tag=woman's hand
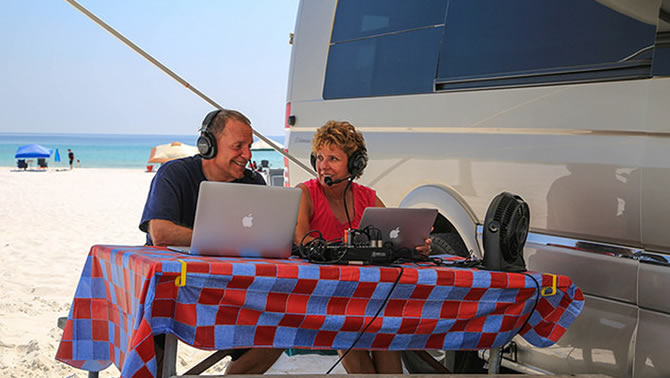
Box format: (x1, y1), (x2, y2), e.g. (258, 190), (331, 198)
(415, 237), (432, 256)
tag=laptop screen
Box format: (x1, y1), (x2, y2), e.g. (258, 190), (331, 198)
(358, 208), (437, 250)
(189, 181), (302, 258)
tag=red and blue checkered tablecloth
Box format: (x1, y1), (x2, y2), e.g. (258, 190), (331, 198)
(56, 245), (583, 377)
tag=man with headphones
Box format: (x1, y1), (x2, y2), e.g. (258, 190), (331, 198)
(139, 109), (266, 374)
(139, 108), (265, 246)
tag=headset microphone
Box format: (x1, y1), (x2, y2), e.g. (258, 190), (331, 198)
(324, 176), (351, 186)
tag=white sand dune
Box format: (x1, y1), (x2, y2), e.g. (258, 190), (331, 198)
(0, 167), (345, 377)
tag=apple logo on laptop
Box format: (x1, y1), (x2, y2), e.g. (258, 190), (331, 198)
(389, 227), (400, 239)
(242, 213), (254, 228)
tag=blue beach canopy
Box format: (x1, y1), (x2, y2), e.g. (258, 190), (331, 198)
(54, 148), (61, 162)
(14, 144), (53, 159)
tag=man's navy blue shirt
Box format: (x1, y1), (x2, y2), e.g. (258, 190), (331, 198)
(139, 155), (266, 245)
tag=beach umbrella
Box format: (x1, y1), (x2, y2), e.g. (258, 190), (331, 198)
(251, 139), (284, 151)
(54, 148), (61, 162)
(14, 144), (52, 158)
(148, 142), (199, 163)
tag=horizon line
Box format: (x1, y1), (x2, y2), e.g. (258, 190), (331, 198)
(0, 131), (286, 138)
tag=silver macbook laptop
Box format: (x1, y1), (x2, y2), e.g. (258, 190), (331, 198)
(169, 181), (301, 258)
(358, 208), (438, 249)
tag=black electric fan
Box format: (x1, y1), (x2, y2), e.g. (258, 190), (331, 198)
(482, 192), (529, 272)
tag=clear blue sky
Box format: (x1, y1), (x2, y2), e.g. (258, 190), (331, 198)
(0, 0), (299, 136)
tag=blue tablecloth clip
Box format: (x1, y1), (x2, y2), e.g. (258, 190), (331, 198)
(175, 259), (187, 287)
(541, 273), (557, 296)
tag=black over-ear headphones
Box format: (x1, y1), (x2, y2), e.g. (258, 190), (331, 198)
(347, 148), (368, 177)
(310, 147), (368, 178)
(197, 110), (220, 159)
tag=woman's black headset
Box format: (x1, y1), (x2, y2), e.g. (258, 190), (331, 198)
(310, 147), (368, 178)
(197, 110), (220, 159)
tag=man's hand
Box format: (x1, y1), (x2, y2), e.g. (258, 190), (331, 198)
(148, 219), (193, 246)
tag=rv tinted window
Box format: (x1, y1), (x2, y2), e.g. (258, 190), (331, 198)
(331, 0), (446, 42)
(437, 0), (656, 88)
(324, 27), (443, 98)
(653, 33), (670, 76)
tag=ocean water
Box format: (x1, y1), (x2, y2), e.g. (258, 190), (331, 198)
(0, 132), (285, 169)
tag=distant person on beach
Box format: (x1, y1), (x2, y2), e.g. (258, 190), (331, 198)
(76, 159), (81, 168)
(226, 121), (431, 375)
(67, 149), (74, 170)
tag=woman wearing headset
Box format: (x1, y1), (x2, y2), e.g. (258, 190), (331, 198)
(294, 120), (382, 244)
(294, 120), (430, 374)
(226, 121), (431, 375)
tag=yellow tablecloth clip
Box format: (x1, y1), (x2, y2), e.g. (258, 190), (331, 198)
(175, 259), (187, 287)
(541, 273), (557, 297)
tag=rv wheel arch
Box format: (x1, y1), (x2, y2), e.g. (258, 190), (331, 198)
(399, 184), (481, 259)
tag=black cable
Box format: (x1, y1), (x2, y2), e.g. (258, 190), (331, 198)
(325, 265), (404, 374)
(483, 272), (540, 369)
(300, 229), (323, 245)
(300, 230), (353, 264)
(342, 178), (354, 229)
(517, 273), (542, 337)
(426, 256), (482, 269)
(299, 225), (388, 265)
(298, 230), (324, 258)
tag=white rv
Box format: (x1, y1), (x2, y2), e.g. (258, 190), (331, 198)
(284, 0), (670, 376)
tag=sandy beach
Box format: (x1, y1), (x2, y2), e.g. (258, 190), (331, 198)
(0, 167), (345, 377)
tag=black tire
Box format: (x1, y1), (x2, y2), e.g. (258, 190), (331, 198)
(430, 232), (469, 258)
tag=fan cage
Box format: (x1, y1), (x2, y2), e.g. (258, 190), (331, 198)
(492, 196), (529, 260)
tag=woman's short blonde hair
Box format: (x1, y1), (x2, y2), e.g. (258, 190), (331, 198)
(312, 120), (367, 178)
